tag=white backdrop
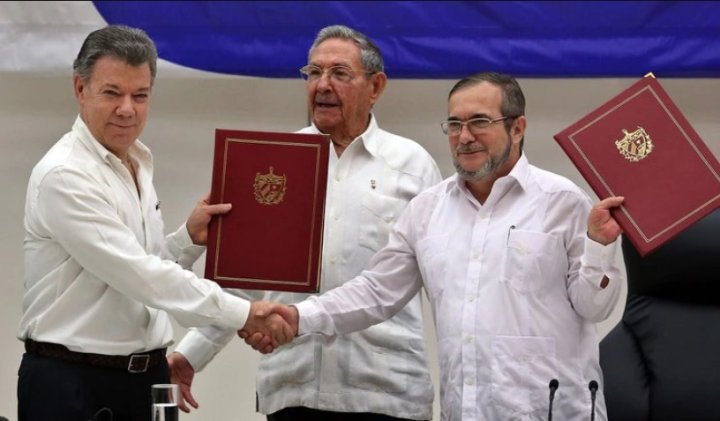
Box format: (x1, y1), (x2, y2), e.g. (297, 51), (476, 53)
(1, 70), (717, 421)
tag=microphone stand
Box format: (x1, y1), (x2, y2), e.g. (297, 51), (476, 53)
(589, 380), (598, 421)
(548, 379), (559, 421)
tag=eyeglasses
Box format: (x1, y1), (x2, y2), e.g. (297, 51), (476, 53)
(440, 116), (517, 136)
(299, 65), (374, 84)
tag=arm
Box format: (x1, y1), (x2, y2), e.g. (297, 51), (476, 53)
(35, 167), (248, 329)
(567, 196), (626, 322)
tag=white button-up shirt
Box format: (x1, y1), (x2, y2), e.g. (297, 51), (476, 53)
(296, 154), (624, 421)
(176, 115), (442, 419)
(19, 116), (250, 355)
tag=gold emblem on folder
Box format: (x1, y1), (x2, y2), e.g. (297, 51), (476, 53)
(615, 127), (654, 162)
(254, 167), (287, 205)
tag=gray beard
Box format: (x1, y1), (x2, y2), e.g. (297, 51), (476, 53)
(454, 140), (512, 182)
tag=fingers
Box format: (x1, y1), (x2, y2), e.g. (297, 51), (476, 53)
(167, 352), (198, 413)
(178, 385), (199, 413)
(587, 196), (625, 245)
(241, 301), (299, 353)
(204, 202), (232, 216)
(595, 195), (624, 210)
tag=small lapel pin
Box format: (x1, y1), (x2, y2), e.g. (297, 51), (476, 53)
(155, 201), (161, 210)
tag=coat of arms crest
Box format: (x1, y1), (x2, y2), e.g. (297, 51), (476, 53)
(253, 167), (286, 205)
(615, 127), (655, 162)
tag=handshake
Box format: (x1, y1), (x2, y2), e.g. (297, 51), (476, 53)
(237, 300), (300, 354)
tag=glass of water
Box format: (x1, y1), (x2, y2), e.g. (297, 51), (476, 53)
(151, 384), (179, 421)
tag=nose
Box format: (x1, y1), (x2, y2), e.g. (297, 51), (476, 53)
(115, 95), (135, 117)
(457, 123), (475, 143)
(315, 72), (333, 91)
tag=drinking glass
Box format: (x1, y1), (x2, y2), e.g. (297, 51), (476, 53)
(151, 384), (179, 421)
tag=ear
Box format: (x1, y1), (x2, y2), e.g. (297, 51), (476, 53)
(368, 71), (387, 105)
(511, 115), (527, 145)
(73, 74), (86, 103)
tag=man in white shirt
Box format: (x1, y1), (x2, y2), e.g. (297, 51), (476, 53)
(258, 72), (626, 420)
(17, 25), (289, 421)
(169, 25), (441, 421)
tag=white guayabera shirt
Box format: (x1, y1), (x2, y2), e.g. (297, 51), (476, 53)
(297, 154), (625, 421)
(176, 115), (442, 419)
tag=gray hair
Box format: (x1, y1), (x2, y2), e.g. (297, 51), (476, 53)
(73, 25), (158, 85)
(448, 72), (526, 148)
(308, 25), (384, 74)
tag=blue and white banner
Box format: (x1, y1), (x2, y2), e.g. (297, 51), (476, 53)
(2, 1), (719, 78)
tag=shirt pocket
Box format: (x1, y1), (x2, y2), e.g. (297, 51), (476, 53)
(256, 334), (316, 395)
(489, 335), (558, 415)
(358, 192), (407, 252)
(346, 323), (411, 393)
(503, 229), (565, 293)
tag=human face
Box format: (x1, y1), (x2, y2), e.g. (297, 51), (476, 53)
(447, 82), (524, 181)
(74, 55), (152, 160)
(305, 38), (386, 141)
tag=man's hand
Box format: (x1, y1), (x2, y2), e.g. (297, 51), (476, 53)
(587, 196), (624, 245)
(239, 301), (299, 353)
(167, 351), (199, 413)
(185, 192), (232, 245)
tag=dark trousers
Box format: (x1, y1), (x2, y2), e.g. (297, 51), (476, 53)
(18, 352), (170, 421)
(267, 406), (428, 421)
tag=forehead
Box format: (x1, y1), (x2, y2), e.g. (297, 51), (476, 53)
(309, 38), (362, 67)
(448, 82), (503, 117)
(89, 55), (152, 87)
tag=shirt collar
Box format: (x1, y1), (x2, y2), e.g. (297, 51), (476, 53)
(449, 152), (531, 196)
(309, 113), (379, 157)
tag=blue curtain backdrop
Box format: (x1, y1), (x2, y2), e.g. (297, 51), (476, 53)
(93, 1), (720, 78)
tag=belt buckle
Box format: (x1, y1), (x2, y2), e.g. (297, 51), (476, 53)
(128, 354), (150, 373)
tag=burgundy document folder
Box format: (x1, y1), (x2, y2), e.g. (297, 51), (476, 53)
(205, 129), (329, 292)
(554, 76), (720, 256)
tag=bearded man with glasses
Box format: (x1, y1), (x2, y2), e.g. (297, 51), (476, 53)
(169, 24), (441, 421)
(256, 72), (627, 420)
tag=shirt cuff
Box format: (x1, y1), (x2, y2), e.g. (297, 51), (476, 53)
(173, 328), (229, 371)
(294, 300), (321, 336)
(583, 236), (623, 287)
(166, 224), (206, 266)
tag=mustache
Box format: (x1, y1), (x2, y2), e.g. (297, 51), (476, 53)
(456, 144), (485, 154)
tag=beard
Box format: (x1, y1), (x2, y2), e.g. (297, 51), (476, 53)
(454, 137), (512, 182)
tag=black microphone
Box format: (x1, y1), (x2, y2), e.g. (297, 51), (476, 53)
(589, 380), (599, 421)
(548, 378), (559, 421)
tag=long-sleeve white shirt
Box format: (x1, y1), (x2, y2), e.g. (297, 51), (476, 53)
(296, 154), (625, 421)
(175, 115), (442, 419)
(18, 116), (250, 355)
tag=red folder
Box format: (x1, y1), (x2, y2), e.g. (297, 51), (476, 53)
(554, 76), (720, 256)
(205, 129), (329, 292)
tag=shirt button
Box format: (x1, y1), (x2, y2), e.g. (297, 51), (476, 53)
(464, 335), (472, 344)
(467, 295), (475, 303)
(465, 377), (475, 385)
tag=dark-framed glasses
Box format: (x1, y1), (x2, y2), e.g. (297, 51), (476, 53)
(440, 116), (517, 136)
(299, 64), (374, 83)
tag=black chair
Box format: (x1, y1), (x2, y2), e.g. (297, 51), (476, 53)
(600, 209), (720, 420)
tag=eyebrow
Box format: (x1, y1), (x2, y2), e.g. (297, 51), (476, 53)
(447, 112), (492, 121)
(101, 83), (151, 93)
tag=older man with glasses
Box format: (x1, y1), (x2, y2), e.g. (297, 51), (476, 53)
(259, 72), (627, 420)
(169, 24), (441, 421)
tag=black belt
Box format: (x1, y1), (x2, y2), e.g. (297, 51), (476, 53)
(24, 339), (166, 373)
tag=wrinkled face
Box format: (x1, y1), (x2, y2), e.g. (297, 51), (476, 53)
(447, 82), (523, 181)
(305, 38), (383, 139)
(74, 55), (152, 158)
